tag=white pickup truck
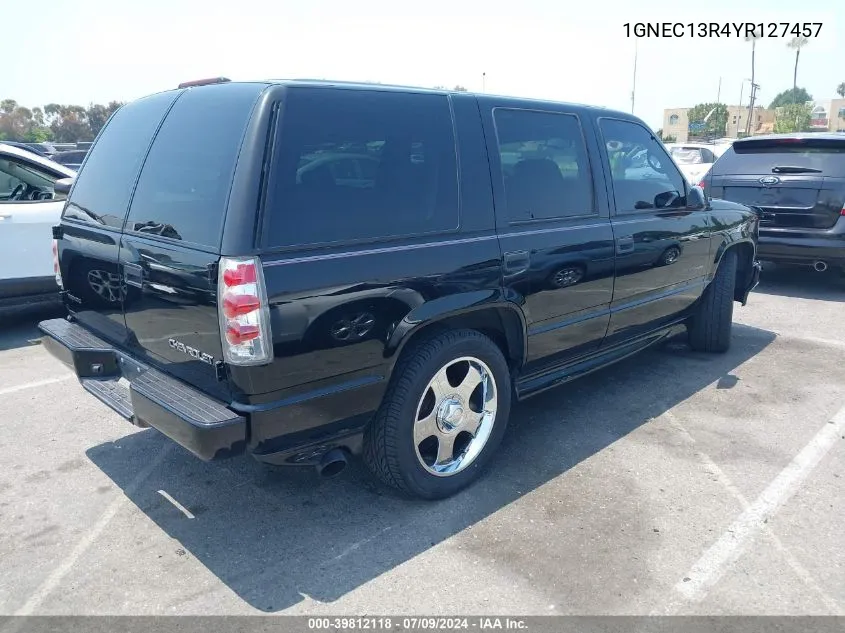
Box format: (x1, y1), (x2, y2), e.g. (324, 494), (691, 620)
(0, 143), (76, 311)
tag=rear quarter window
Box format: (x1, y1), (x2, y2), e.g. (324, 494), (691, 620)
(124, 83), (265, 248)
(264, 87), (459, 248)
(62, 91), (178, 229)
(713, 138), (845, 176)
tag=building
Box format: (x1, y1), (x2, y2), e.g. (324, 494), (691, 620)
(662, 106), (775, 141)
(807, 99), (845, 132)
(773, 99), (845, 133)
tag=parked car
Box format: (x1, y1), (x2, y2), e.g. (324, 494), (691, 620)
(52, 149), (88, 171)
(1, 141), (56, 158)
(703, 133), (845, 276)
(665, 142), (731, 185)
(0, 143), (75, 310)
(39, 80), (761, 499)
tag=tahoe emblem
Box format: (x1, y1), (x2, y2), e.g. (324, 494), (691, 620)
(168, 338), (215, 365)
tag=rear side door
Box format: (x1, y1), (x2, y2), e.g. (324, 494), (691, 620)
(480, 101), (615, 374)
(58, 92), (179, 343)
(707, 136), (845, 231)
(118, 83), (267, 401)
(596, 117), (711, 344)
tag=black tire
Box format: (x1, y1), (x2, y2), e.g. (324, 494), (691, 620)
(688, 249), (737, 353)
(363, 329), (512, 499)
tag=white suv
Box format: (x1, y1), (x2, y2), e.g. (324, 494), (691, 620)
(0, 143), (76, 310)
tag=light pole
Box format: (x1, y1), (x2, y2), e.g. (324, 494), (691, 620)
(744, 30), (762, 136)
(631, 38), (638, 114)
(482, 72), (486, 92)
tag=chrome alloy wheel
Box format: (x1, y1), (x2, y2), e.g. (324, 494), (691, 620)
(87, 269), (122, 303)
(413, 356), (498, 476)
(553, 266), (583, 288)
(330, 311), (376, 342)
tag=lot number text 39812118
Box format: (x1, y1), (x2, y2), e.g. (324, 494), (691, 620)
(624, 22), (822, 38)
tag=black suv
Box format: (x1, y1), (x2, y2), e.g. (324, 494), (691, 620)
(703, 133), (845, 275)
(39, 80), (761, 499)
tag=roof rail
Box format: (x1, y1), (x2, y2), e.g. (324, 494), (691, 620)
(178, 77), (231, 89)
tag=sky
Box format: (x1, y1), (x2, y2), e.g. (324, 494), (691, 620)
(4, 0), (841, 132)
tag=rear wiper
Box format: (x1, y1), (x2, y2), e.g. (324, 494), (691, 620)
(771, 166), (822, 174)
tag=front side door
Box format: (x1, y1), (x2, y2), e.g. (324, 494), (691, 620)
(0, 152), (65, 294)
(480, 101), (615, 375)
(596, 117), (711, 344)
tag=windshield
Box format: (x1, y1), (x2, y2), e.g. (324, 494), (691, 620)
(669, 147), (704, 165)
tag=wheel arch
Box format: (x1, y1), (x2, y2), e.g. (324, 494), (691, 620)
(709, 237), (757, 304)
(384, 295), (527, 376)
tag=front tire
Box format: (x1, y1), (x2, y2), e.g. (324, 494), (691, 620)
(688, 249), (737, 353)
(363, 329), (511, 499)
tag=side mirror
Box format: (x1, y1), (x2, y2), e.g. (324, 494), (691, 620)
(686, 185), (707, 211)
(54, 177), (74, 196)
(53, 178), (74, 196)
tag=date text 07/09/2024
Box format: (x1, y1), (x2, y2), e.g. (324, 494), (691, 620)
(624, 22), (822, 38)
(307, 617), (528, 630)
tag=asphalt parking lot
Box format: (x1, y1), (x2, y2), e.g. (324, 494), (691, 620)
(0, 266), (843, 616)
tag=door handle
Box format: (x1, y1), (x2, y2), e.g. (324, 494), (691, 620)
(503, 250), (530, 274)
(122, 262), (144, 288)
(615, 235), (634, 254)
(0, 213), (11, 220)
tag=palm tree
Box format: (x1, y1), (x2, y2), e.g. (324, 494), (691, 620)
(837, 82), (845, 98)
(744, 30), (763, 135)
(787, 37), (809, 104)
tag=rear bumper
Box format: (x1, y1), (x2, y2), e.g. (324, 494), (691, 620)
(38, 318), (246, 461)
(757, 218), (845, 267)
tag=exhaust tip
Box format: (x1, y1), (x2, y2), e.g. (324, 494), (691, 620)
(813, 261), (828, 272)
(317, 448), (348, 478)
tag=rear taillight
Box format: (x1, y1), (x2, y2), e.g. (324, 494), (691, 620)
(52, 239), (63, 289)
(841, 205), (845, 216)
(218, 256), (272, 365)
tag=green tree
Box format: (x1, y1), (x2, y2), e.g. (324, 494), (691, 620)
(686, 103), (728, 138)
(769, 87), (812, 109)
(656, 128), (676, 142)
(774, 102), (813, 133)
(45, 103), (93, 143)
(837, 82), (845, 98)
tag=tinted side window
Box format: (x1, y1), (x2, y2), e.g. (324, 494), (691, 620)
(494, 109), (594, 222)
(63, 91), (177, 228)
(600, 119), (686, 213)
(124, 83), (264, 248)
(266, 88), (459, 247)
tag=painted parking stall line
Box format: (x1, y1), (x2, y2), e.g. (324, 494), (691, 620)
(674, 402), (845, 603)
(0, 375), (72, 397)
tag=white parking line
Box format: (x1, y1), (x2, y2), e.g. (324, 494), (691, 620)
(673, 402), (845, 604)
(661, 410), (843, 615)
(158, 490), (195, 519)
(0, 375), (72, 397)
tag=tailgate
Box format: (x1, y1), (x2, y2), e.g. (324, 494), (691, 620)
(709, 136), (845, 230)
(117, 83), (266, 401)
(714, 174), (843, 229)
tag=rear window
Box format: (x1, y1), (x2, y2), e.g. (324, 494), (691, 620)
(124, 83), (264, 248)
(63, 91), (178, 229)
(713, 137), (845, 176)
(264, 88), (459, 248)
